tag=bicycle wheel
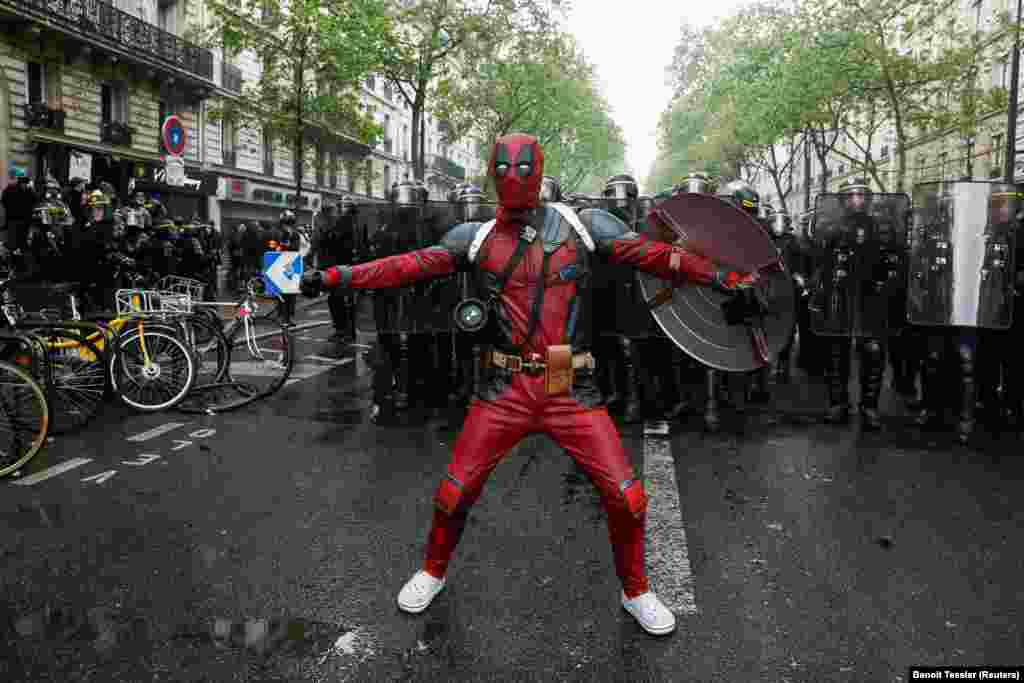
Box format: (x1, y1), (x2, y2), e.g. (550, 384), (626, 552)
(111, 327), (196, 411)
(0, 360), (50, 477)
(44, 333), (107, 434)
(181, 313), (230, 387)
(178, 317), (292, 414)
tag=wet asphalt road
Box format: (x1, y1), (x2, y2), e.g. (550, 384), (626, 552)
(2, 315), (1023, 682)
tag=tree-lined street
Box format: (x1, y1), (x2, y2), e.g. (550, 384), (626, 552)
(3, 317), (1022, 681)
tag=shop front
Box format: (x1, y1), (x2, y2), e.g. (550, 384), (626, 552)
(216, 175), (321, 240)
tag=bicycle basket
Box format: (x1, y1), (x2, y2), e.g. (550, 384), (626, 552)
(115, 289), (193, 316)
(155, 275), (206, 300)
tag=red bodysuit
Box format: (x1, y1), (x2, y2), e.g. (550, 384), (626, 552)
(321, 201), (725, 598)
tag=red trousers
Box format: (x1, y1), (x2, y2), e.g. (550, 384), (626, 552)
(424, 373), (650, 598)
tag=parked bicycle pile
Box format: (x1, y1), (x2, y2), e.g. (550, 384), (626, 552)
(0, 272), (294, 478)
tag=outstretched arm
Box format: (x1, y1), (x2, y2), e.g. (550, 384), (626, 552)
(580, 209), (753, 289)
(318, 222), (480, 291)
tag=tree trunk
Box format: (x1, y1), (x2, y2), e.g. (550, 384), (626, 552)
(294, 52), (306, 215)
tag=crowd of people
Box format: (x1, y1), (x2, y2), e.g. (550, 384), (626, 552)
(0, 173), (315, 312)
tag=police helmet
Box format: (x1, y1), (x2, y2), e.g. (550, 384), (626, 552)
(676, 172), (714, 195)
(395, 180), (421, 206)
(604, 174), (638, 212)
(769, 209), (792, 237)
(718, 179), (760, 216)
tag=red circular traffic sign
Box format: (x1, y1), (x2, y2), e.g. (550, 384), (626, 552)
(161, 115), (187, 156)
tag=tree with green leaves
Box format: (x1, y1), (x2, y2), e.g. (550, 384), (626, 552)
(433, 26), (626, 195)
(375, 0), (562, 184)
(204, 0), (392, 210)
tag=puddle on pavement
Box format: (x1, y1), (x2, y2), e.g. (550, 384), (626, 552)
(9, 499), (65, 529)
(10, 604), (372, 668)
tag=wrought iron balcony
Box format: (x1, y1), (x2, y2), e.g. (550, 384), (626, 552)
(101, 120), (133, 146)
(24, 103), (65, 132)
(222, 62), (243, 93)
(6, 0), (214, 82)
(428, 153), (465, 181)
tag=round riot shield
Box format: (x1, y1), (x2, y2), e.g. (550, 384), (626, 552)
(636, 193), (796, 372)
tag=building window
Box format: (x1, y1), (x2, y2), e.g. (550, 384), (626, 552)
(992, 57), (1008, 90)
(315, 145), (325, 186)
(27, 61), (60, 107)
(383, 164), (391, 193)
(222, 119), (237, 167)
(992, 134), (1004, 172)
(382, 82), (392, 101)
(364, 159), (372, 195)
(101, 83), (128, 124)
(329, 152), (338, 188)
(158, 0), (177, 33)
(938, 152), (948, 179)
(263, 127), (274, 176)
(366, 75), (375, 91)
(347, 164), (356, 191)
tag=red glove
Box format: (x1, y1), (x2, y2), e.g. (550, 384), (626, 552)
(712, 269), (758, 292)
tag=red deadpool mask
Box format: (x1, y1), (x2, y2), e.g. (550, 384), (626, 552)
(490, 133), (544, 209)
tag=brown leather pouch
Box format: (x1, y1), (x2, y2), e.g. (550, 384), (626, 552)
(545, 345), (573, 396)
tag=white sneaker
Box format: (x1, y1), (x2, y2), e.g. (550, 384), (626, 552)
(622, 591), (676, 635)
(397, 571), (446, 614)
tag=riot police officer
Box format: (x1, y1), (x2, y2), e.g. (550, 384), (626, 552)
(769, 208), (807, 383)
(811, 178), (906, 431)
(715, 180), (770, 415)
(598, 173), (653, 422)
(452, 184), (493, 406)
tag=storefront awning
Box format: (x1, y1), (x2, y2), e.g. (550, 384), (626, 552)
(29, 131), (165, 164)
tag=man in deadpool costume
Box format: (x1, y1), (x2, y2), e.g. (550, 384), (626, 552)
(301, 133), (756, 636)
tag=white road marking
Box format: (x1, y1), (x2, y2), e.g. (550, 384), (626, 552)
(305, 354), (351, 365)
(310, 309), (331, 316)
(81, 470), (117, 484)
(643, 423), (699, 615)
(126, 422), (187, 442)
(12, 457), (93, 486)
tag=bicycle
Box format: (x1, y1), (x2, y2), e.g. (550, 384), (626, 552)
(0, 332), (51, 477)
(3, 276), (197, 414)
(177, 277), (294, 414)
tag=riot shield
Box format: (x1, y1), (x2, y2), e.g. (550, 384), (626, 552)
(809, 192), (910, 337)
(636, 193), (796, 372)
(350, 201), (467, 335)
(906, 181), (1018, 329)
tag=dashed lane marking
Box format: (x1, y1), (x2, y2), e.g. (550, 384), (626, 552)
(643, 421), (699, 615)
(284, 357), (354, 386)
(126, 423), (188, 442)
(305, 354), (351, 365)
(12, 457), (94, 486)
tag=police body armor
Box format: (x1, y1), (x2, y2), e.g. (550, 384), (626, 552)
(809, 192), (910, 337)
(907, 181), (1018, 329)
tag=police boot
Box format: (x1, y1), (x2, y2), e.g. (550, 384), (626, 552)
(620, 338), (643, 424)
(600, 337), (623, 409)
(704, 368), (721, 432)
(915, 350), (943, 428)
(774, 353), (791, 384)
(859, 339), (884, 431)
(664, 351), (690, 420)
(747, 368), (771, 404)
(823, 340), (851, 424)
(957, 343), (976, 444)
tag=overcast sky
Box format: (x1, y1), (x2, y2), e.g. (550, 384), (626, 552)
(564, 1), (750, 192)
